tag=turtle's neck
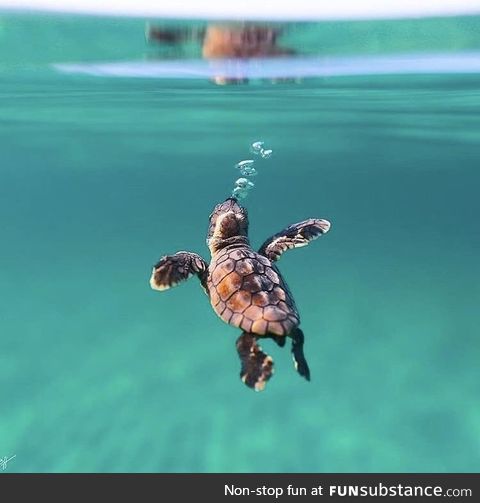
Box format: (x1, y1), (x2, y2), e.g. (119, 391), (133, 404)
(208, 235), (250, 255)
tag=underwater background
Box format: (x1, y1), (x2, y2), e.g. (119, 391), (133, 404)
(0, 14), (479, 472)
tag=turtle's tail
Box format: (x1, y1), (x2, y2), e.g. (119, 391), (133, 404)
(291, 328), (310, 381)
(236, 332), (273, 392)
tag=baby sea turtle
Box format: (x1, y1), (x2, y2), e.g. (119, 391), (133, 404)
(150, 198), (331, 391)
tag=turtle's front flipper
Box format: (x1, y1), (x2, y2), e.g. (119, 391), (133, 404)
(236, 332), (274, 391)
(150, 251), (208, 291)
(259, 218), (331, 262)
(291, 328), (310, 381)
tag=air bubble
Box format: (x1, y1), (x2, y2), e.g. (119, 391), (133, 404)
(260, 149), (273, 159)
(250, 141), (264, 155)
(235, 160), (257, 177)
(236, 160), (254, 169)
(235, 178), (254, 190)
(232, 186), (248, 199)
(242, 166), (257, 176)
(238, 166), (257, 176)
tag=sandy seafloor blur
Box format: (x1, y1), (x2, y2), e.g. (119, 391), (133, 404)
(0, 14), (479, 472)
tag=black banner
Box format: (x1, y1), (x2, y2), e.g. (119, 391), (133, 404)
(0, 474), (478, 501)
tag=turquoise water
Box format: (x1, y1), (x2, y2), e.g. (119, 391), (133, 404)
(1, 14), (480, 473)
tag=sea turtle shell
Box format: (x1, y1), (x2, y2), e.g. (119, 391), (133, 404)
(207, 246), (300, 336)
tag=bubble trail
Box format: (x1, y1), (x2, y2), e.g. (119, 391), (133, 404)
(230, 141), (272, 201)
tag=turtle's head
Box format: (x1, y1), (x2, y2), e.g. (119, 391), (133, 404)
(207, 197), (249, 254)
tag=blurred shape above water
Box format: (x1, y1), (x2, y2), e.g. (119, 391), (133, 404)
(201, 24), (293, 59)
(50, 18), (478, 83)
(147, 22), (295, 84)
(3, 14), (480, 74)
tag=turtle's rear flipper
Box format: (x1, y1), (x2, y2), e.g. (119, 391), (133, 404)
(236, 332), (273, 392)
(291, 328), (310, 381)
(269, 334), (286, 347)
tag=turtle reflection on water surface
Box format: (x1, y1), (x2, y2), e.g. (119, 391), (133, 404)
(150, 197), (331, 391)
